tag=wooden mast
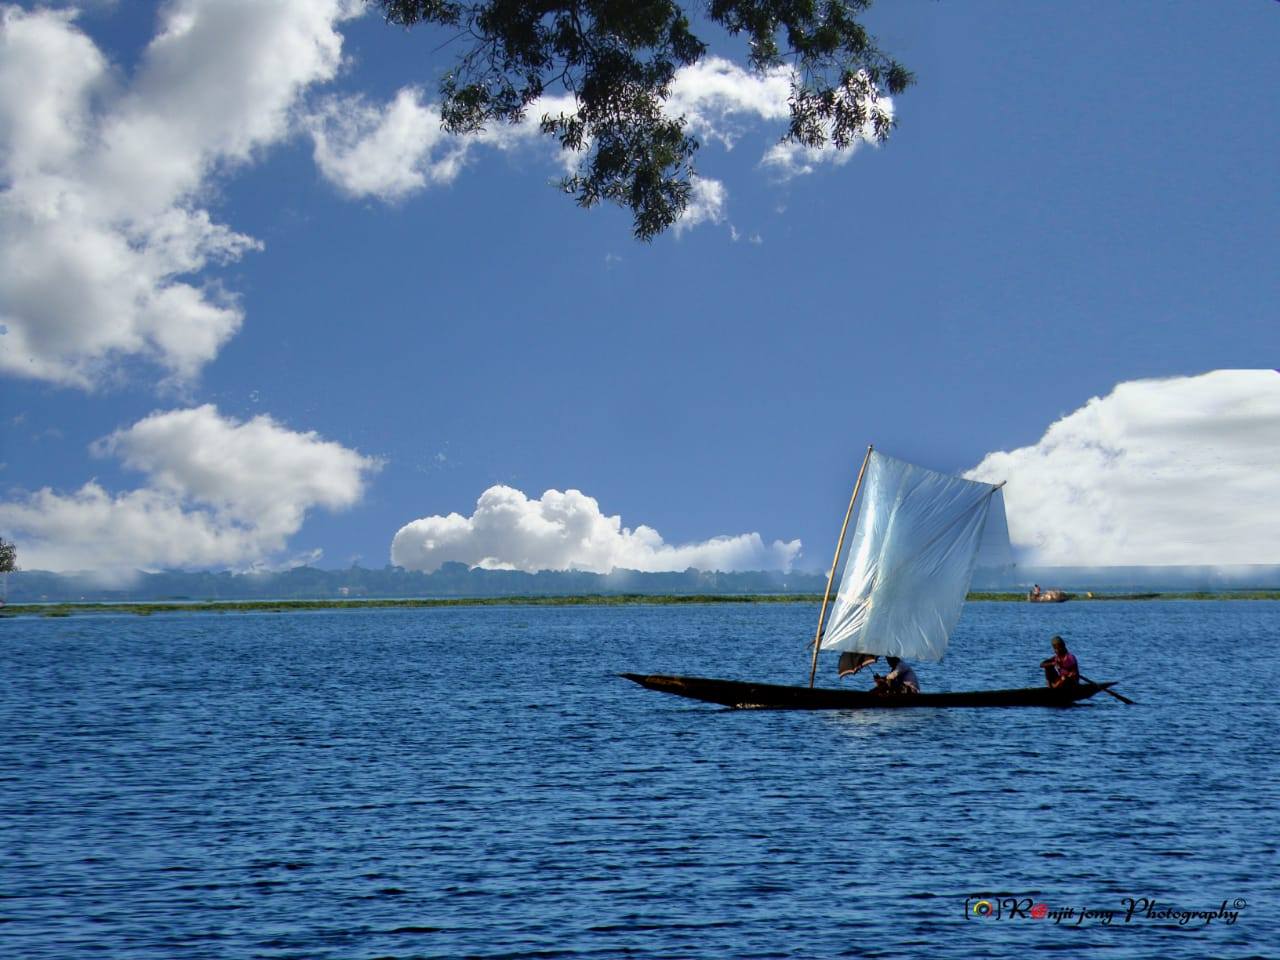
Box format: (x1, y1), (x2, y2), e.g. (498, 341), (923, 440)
(808, 444), (873, 688)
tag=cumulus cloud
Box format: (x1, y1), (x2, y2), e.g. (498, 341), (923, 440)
(966, 370), (1280, 565)
(672, 59), (893, 178)
(0, 1), (358, 388)
(665, 57), (791, 147)
(674, 177), (727, 235)
(306, 55), (891, 219)
(761, 140), (856, 179)
(309, 87), (468, 201)
(307, 87), (578, 201)
(0, 405), (380, 571)
(391, 485), (801, 574)
(0, 5), (898, 390)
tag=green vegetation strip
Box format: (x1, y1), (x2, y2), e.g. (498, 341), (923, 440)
(3, 594), (821, 617)
(4, 591), (1280, 617)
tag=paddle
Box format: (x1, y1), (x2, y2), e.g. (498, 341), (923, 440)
(1081, 675), (1135, 705)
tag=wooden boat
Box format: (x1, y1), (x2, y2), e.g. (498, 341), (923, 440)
(1028, 589), (1071, 603)
(622, 673), (1115, 710)
(624, 445), (1124, 710)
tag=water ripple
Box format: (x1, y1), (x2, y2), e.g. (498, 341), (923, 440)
(1, 601), (1276, 958)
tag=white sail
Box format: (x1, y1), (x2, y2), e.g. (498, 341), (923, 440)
(976, 487), (1013, 571)
(820, 451), (1002, 662)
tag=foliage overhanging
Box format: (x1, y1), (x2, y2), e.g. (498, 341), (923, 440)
(378, 0), (912, 239)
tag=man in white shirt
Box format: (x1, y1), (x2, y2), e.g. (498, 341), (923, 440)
(875, 656), (920, 694)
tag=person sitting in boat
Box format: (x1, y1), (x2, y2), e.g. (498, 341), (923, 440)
(874, 656), (920, 695)
(1030, 584), (1042, 600)
(1040, 635), (1079, 688)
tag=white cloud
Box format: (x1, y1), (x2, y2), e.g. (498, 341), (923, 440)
(309, 87), (467, 200)
(669, 59), (894, 178)
(760, 70), (894, 180)
(305, 54), (889, 218)
(0, 1), (358, 389)
(391, 484), (801, 574)
(674, 177), (727, 235)
(760, 140), (854, 179)
(665, 56), (790, 147)
(0, 6), (899, 391)
(308, 86), (578, 201)
(0, 405), (381, 571)
(966, 370), (1280, 565)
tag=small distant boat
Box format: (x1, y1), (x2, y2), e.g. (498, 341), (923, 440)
(624, 445), (1120, 711)
(1028, 588), (1071, 603)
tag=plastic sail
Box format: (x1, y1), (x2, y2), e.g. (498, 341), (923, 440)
(820, 451), (1002, 662)
(976, 487), (1013, 572)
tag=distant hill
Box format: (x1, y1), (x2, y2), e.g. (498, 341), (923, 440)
(4, 564), (829, 603)
(6, 562), (1278, 603)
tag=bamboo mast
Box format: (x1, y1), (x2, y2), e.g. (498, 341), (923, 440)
(808, 444), (874, 688)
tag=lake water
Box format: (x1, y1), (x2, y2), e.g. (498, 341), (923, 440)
(1, 601), (1276, 959)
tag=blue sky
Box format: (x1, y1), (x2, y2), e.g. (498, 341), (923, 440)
(1, 1), (1277, 574)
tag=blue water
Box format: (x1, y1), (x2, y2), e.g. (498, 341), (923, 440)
(2, 601), (1276, 959)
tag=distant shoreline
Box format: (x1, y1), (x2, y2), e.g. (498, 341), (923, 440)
(4, 591), (1280, 617)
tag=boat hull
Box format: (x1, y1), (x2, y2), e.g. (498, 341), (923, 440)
(620, 673), (1115, 710)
